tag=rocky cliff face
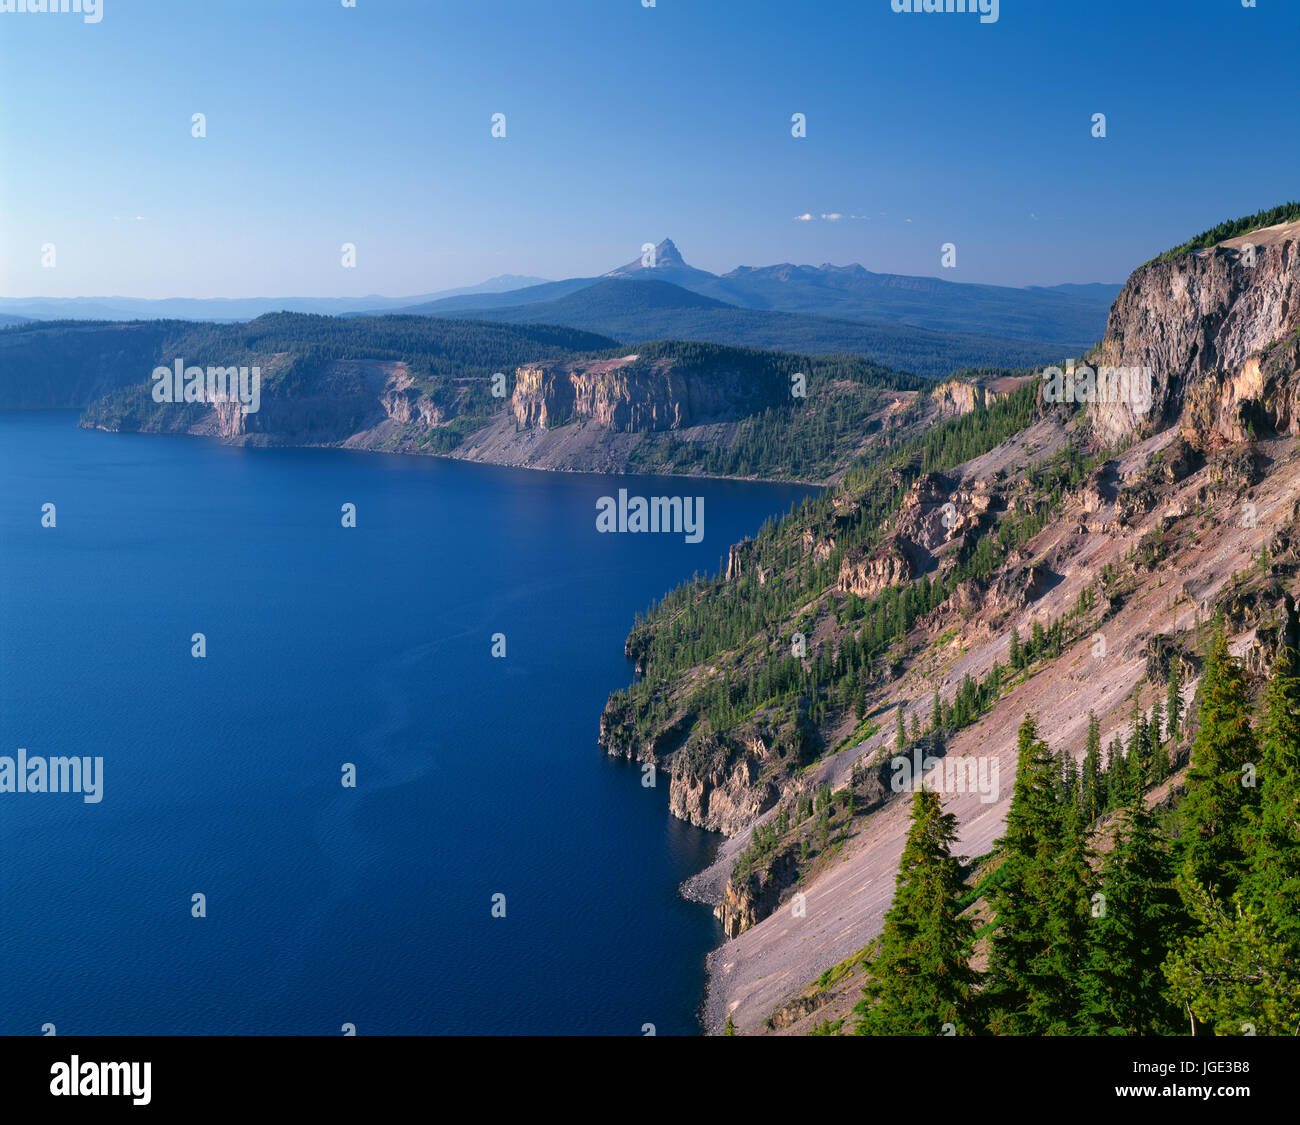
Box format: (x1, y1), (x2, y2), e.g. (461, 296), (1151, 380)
(512, 355), (685, 431)
(837, 542), (913, 599)
(511, 353), (788, 433)
(832, 472), (993, 600)
(1088, 222), (1300, 447)
(599, 696), (817, 836)
(200, 359), (411, 444)
(669, 731), (782, 837)
(932, 378), (1006, 418)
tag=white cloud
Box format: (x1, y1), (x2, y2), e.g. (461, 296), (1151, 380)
(796, 211), (869, 222)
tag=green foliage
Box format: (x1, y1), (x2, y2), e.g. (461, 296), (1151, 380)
(1177, 625), (1259, 901)
(1080, 711), (1104, 822)
(1154, 201), (1300, 262)
(607, 380), (1042, 764)
(984, 715), (1078, 1034)
(1241, 634), (1300, 955)
(624, 343), (925, 481)
(856, 789), (979, 1035)
(1079, 793), (1188, 1035)
(1163, 880), (1300, 1036)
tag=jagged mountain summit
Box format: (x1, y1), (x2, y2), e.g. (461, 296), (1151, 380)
(602, 237), (712, 281)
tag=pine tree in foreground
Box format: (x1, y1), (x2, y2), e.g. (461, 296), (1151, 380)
(984, 714), (1067, 1034)
(1079, 791), (1187, 1035)
(1242, 631), (1300, 956)
(1163, 879), (1300, 1036)
(1030, 778), (1093, 1035)
(856, 788), (979, 1035)
(1178, 625), (1259, 902)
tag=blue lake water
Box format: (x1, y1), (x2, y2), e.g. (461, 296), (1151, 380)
(0, 412), (813, 1035)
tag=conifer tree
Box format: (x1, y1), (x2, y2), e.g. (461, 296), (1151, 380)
(1108, 735), (1136, 809)
(1129, 690), (1153, 789)
(896, 704), (907, 753)
(932, 685), (942, 733)
(1031, 620), (1046, 660)
(1179, 626), (1259, 902)
(857, 788), (979, 1035)
(1033, 789), (1094, 1033)
(1166, 662), (1183, 743)
(1059, 748), (1081, 810)
(1163, 880), (1300, 1036)
(1242, 635), (1300, 954)
(984, 714), (1068, 1034)
(1080, 791), (1186, 1034)
(1009, 626), (1021, 670)
(1150, 697), (1168, 782)
(1081, 711), (1104, 822)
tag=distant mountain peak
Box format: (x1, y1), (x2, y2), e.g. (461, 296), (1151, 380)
(652, 238), (686, 267)
(604, 238), (704, 277)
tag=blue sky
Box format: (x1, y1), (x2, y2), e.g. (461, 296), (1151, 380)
(1, 0), (1296, 297)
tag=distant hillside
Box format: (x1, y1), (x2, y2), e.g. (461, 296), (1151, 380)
(424, 273), (552, 299)
(0, 313), (30, 327)
(452, 339), (932, 482)
(0, 321), (176, 408)
(394, 238), (1118, 357)
(702, 262), (1115, 344)
(395, 277), (600, 316)
(6, 239), (1118, 353)
(37, 311), (936, 483)
(1, 314), (617, 415)
(515, 278), (732, 315)
(436, 277), (1076, 378)
(0, 275), (552, 323)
